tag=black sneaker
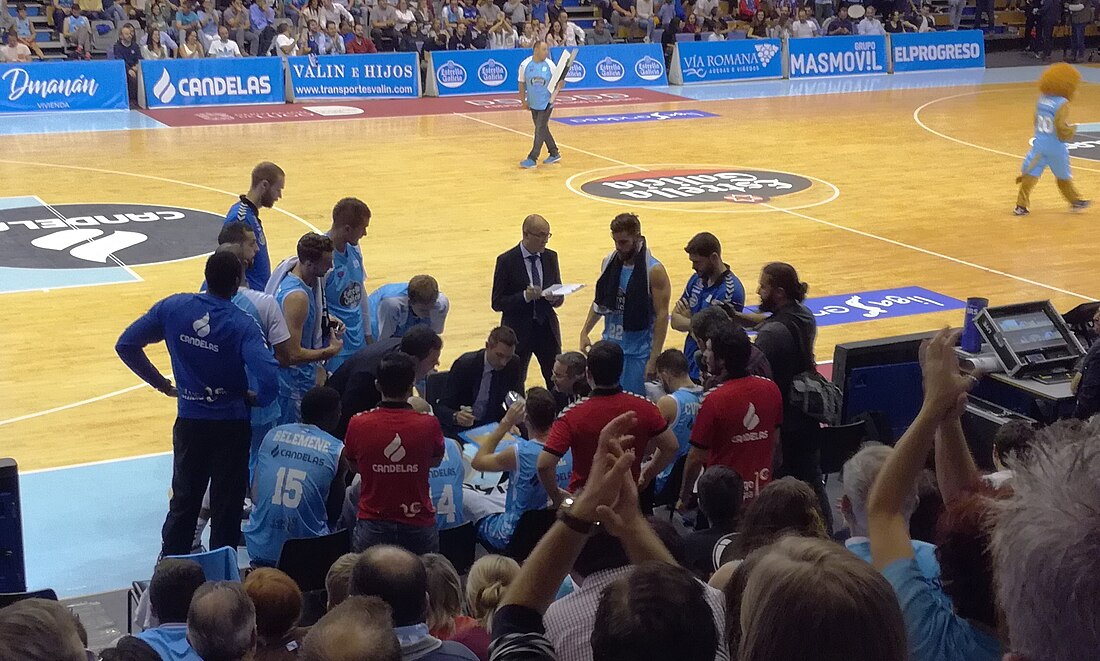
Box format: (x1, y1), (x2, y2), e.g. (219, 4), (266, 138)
(1071, 200), (1090, 212)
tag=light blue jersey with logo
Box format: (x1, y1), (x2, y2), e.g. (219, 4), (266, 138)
(520, 56), (555, 111)
(680, 271), (745, 380)
(275, 273), (317, 423)
(655, 385), (704, 493)
(429, 438), (466, 530)
(479, 440), (572, 550)
(243, 423), (343, 566)
(325, 241), (366, 373)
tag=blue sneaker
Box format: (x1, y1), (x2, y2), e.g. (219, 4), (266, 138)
(544, 154), (562, 165)
(520, 159), (537, 169)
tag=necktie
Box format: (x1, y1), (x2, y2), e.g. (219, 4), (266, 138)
(528, 254), (542, 321)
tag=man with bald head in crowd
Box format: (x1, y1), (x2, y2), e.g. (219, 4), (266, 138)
(492, 214), (565, 388)
(302, 596), (402, 661)
(187, 582), (257, 661)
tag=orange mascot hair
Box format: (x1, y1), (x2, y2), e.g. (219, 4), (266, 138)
(1038, 63), (1081, 100)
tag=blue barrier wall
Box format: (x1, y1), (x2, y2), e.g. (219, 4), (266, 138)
(788, 34), (888, 79)
(141, 57), (285, 108)
(285, 52), (420, 100)
(670, 39), (782, 85)
(0, 60), (128, 113)
(890, 30), (986, 72)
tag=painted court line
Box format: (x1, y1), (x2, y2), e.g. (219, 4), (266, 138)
(458, 113), (1094, 303)
(0, 376), (170, 427)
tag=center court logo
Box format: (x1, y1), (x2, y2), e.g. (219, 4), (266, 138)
(579, 168), (814, 204)
(0, 201), (225, 271)
(477, 59), (507, 87)
(634, 55), (664, 82)
(436, 61), (467, 89)
(595, 57), (625, 82)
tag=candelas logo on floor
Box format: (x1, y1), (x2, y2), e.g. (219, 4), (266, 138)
(580, 168), (813, 204)
(0, 202), (224, 270)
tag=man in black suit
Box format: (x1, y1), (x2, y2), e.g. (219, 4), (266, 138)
(436, 326), (523, 437)
(491, 214), (565, 389)
(327, 325), (443, 438)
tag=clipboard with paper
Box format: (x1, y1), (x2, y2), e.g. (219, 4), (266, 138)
(549, 48), (577, 104)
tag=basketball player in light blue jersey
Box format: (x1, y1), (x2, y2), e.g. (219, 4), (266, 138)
(581, 213), (671, 396)
(467, 388), (572, 551)
(518, 39), (564, 169)
(244, 386), (347, 567)
(275, 233), (343, 424)
(429, 437), (466, 531)
(324, 198), (373, 373)
(368, 275), (450, 341)
(652, 349), (703, 503)
(1015, 63), (1089, 216)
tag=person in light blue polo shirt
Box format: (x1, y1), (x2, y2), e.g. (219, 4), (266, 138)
(225, 162), (285, 291)
(325, 197), (372, 373)
(136, 558), (206, 661)
(518, 40), (563, 169)
(429, 437), (466, 531)
(368, 275), (450, 341)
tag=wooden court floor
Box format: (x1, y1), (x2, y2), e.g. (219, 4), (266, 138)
(2, 80), (1098, 471)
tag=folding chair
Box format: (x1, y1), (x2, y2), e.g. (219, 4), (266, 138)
(818, 419), (875, 481)
(0, 588), (58, 609)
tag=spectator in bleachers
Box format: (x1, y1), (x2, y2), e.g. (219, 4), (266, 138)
(62, 4), (92, 58)
(0, 28), (31, 61)
(973, 0), (994, 30)
(284, 0), (308, 27)
(746, 10), (766, 36)
(325, 553), (360, 611)
(51, 0), (74, 36)
(477, 0), (501, 22)
(517, 18), (535, 45)
(857, 4), (885, 34)
(448, 21), (471, 46)
(423, 554), (480, 642)
(884, 9), (916, 32)
(790, 6), (820, 35)
(993, 421), (1100, 659)
(112, 24), (141, 100)
(371, 0), (400, 48)
(250, 0), (276, 55)
(468, 388), (573, 550)
(187, 582), (258, 661)
(490, 16), (518, 47)
(174, 0), (200, 37)
(304, 19), (325, 53)
(273, 21), (300, 54)
(223, 0), (257, 54)
(350, 546), (480, 661)
(682, 8), (702, 32)
(1067, 0), (1092, 62)
(470, 16), (490, 47)
(136, 558), (206, 661)
(812, 0), (833, 21)
(370, 275), (450, 341)
(867, 329), (1003, 661)
(682, 465), (743, 578)
(14, 5), (46, 59)
(914, 3), (935, 31)
(739, 537), (907, 661)
(826, 3), (852, 33)
(839, 444), (943, 585)
(545, 19), (564, 45)
(588, 16), (612, 43)
(610, 0), (639, 35)
(99, 636), (163, 661)
(436, 326), (523, 434)
(349, 22), (379, 51)
(301, 596), (402, 661)
(320, 0), (353, 30)
(558, 9), (585, 44)
(539, 341), (678, 504)
(142, 22), (169, 57)
(196, 0), (217, 46)
(442, 0), (463, 25)
(394, 0), (416, 30)
(0, 599), (88, 661)
(300, 0), (322, 27)
(503, 0), (527, 25)
(345, 352), (445, 554)
(946, 0), (963, 29)
(178, 27), (205, 56)
(551, 351), (590, 410)
(462, 0), (479, 22)
(678, 326), (782, 516)
(321, 20), (346, 52)
(244, 386), (347, 567)
(547, 0), (564, 23)
(983, 419), (1034, 487)
(656, 0), (677, 26)
(208, 25), (242, 55)
(243, 568), (307, 660)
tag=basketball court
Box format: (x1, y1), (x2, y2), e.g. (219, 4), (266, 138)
(1, 64), (1098, 596)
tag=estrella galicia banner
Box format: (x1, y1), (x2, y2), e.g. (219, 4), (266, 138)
(890, 30), (985, 73)
(426, 43), (666, 96)
(0, 60), (128, 113)
(285, 53), (419, 101)
(669, 39), (782, 85)
(788, 34), (887, 79)
(140, 57), (285, 108)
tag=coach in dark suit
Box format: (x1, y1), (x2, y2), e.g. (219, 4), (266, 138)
(491, 214), (565, 389)
(436, 326), (523, 437)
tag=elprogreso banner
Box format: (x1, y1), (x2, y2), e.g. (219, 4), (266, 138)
(0, 60), (128, 113)
(286, 53), (419, 100)
(141, 57), (284, 108)
(669, 38), (782, 85)
(890, 30), (985, 72)
(788, 34), (887, 79)
(427, 43), (666, 96)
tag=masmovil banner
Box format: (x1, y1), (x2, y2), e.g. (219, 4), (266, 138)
(788, 34), (887, 79)
(0, 60), (128, 113)
(140, 57), (285, 108)
(285, 52), (419, 100)
(426, 43), (665, 96)
(669, 38), (782, 85)
(890, 30), (985, 73)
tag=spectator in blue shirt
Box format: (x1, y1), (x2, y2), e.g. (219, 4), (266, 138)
(249, 0), (276, 54)
(116, 251), (279, 556)
(174, 0), (201, 38)
(136, 559), (206, 661)
(531, 0), (549, 22)
(225, 161), (285, 291)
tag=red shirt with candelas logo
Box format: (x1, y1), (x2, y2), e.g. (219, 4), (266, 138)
(345, 402), (445, 527)
(690, 376), (783, 502)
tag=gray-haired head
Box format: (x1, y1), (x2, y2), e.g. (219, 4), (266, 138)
(187, 581), (257, 661)
(992, 429), (1100, 659)
(840, 443), (918, 537)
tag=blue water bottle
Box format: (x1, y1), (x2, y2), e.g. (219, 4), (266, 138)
(960, 297), (988, 353)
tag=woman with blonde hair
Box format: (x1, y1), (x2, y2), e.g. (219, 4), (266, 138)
(465, 555), (520, 632)
(422, 554), (478, 640)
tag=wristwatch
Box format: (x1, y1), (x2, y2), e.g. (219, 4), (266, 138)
(557, 497), (597, 535)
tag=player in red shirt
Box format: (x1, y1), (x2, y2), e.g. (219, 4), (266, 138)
(344, 352), (445, 554)
(678, 325), (783, 511)
(538, 340), (679, 505)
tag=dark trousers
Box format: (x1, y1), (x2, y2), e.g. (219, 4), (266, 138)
(1024, 12), (1040, 50)
(161, 418), (251, 556)
(353, 519), (439, 555)
(973, 0), (995, 29)
(1070, 22), (1085, 59)
(255, 25), (276, 56)
(371, 26), (399, 50)
(528, 107), (559, 161)
(1040, 20), (1056, 58)
(518, 319), (561, 390)
(777, 410), (834, 534)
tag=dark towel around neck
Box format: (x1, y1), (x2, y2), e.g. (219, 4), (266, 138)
(594, 239), (652, 332)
